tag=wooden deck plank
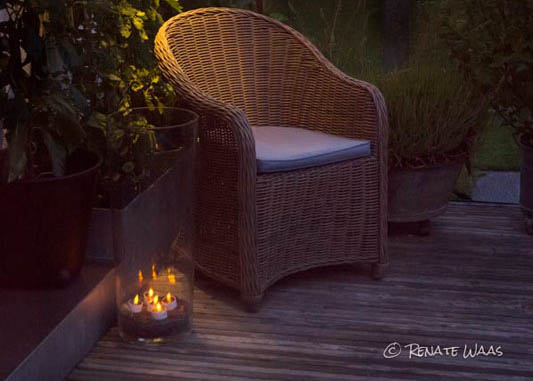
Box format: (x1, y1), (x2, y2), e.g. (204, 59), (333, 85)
(70, 202), (533, 380)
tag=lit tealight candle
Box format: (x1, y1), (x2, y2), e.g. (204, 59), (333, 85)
(128, 294), (142, 313)
(168, 273), (176, 284)
(144, 287), (157, 304)
(151, 302), (167, 320)
(162, 292), (177, 311)
(148, 295), (160, 312)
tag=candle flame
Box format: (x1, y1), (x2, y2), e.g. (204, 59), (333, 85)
(152, 264), (157, 279)
(133, 294), (139, 305)
(166, 292), (172, 302)
(148, 288), (154, 298)
(168, 274), (176, 284)
(153, 295), (159, 304)
(138, 270), (143, 283)
(156, 302), (162, 312)
(167, 267), (171, 274)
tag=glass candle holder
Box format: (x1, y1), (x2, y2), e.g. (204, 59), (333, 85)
(116, 248), (194, 343)
(109, 107), (197, 343)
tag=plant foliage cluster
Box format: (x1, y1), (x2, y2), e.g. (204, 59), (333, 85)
(0, 0), (181, 183)
(440, 0), (533, 145)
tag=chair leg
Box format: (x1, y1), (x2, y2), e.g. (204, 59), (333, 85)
(371, 262), (389, 280)
(526, 217), (533, 235)
(241, 292), (264, 313)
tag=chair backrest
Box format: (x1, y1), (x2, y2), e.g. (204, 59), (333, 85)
(158, 8), (324, 126)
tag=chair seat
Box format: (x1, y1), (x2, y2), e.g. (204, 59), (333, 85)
(252, 126), (371, 173)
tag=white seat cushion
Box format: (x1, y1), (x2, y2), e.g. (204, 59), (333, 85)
(252, 126), (371, 173)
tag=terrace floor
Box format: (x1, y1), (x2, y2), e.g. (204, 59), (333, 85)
(70, 202), (533, 381)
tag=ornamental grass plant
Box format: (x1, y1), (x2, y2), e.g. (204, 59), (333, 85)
(367, 64), (488, 169)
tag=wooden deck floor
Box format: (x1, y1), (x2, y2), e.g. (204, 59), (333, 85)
(70, 202), (533, 381)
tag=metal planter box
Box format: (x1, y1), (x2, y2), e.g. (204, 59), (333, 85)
(86, 151), (194, 262)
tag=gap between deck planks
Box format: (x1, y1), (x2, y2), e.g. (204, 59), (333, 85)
(70, 202), (533, 381)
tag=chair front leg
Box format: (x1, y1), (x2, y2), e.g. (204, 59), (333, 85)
(240, 292), (264, 313)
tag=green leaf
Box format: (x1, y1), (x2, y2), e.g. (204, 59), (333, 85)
(40, 94), (85, 151)
(7, 121), (29, 182)
(42, 130), (66, 177)
(58, 39), (81, 69)
(86, 112), (107, 132)
(132, 17), (144, 31)
(120, 23), (132, 38)
(138, 29), (148, 41)
(131, 82), (144, 92)
(108, 74), (121, 81)
(163, 0), (182, 12)
(70, 87), (90, 116)
(146, 8), (157, 21)
(114, 129), (125, 139)
(120, 6), (137, 17)
(45, 43), (66, 75)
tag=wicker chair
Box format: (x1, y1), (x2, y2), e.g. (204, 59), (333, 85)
(155, 8), (388, 312)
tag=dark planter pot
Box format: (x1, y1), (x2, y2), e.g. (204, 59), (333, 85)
(519, 140), (533, 234)
(388, 161), (463, 234)
(86, 158), (193, 263)
(86, 107), (199, 261)
(0, 149), (101, 288)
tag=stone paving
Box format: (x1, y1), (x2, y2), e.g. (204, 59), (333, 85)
(472, 171), (521, 204)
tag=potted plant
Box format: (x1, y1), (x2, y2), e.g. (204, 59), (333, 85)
(369, 64), (487, 235)
(441, 0), (533, 234)
(0, 1), (101, 287)
(67, 0), (195, 260)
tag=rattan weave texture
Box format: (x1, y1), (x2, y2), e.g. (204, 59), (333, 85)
(155, 7), (388, 310)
